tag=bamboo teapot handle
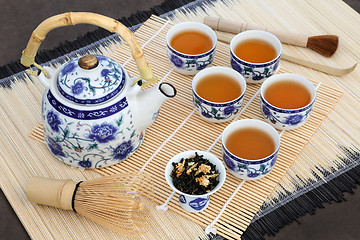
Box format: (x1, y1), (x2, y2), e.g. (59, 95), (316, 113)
(20, 12), (158, 86)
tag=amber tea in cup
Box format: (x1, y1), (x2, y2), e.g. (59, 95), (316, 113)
(260, 73), (317, 131)
(170, 30), (213, 55)
(263, 80), (311, 109)
(225, 127), (275, 160)
(195, 73), (242, 102)
(234, 39), (277, 63)
(192, 66), (246, 123)
(230, 30), (282, 83)
(221, 119), (280, 180)
(166, 22), (217, 75)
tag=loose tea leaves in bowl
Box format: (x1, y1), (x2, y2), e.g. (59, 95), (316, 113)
(170, 152), (220, 195)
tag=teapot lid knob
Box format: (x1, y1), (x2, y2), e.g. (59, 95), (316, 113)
(78, 55), (99, 70)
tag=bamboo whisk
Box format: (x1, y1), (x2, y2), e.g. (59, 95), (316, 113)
(204, 16), (339, 57)
(26, 172), (154, 235)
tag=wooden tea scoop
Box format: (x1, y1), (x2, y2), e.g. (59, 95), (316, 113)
(281, 54), (357, 77)
(26, 172), (154, 235)
(204, 16), (339, 57)
(216, 34), (357, 77)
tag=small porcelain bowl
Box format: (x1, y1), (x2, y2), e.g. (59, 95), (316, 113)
(165, 150), (226, 213)
(166, 22), (217, 75)
(222, 119), (280, 180)
(260, 73), (317, 130)
(192, 66), (246, 123)
(230, 30), (282, 83)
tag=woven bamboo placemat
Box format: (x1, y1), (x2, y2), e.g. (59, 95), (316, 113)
(29, 15), (342, 239)
(165, 0), (360, 238)
(1, 0), (359, 239)
(98, 16), (343, 239)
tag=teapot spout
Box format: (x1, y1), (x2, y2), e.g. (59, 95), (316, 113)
(134, 82), (176, 131)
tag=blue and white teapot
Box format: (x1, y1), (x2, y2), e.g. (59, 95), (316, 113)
(21, 12), (176, 169)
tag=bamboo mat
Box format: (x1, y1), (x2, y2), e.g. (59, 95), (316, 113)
(30, 15), (341, 239)
(164, 0), (360, 238)
(1, 0), (360, 239)
(100, 16), (343, 239)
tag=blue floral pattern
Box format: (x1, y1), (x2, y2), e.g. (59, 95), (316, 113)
(42, 95), (144, 169)
(167, 46), (215, 75)
(41, 55), (153, 169)
(201, 110), (213, 119)
(270, 152), (278, 167)
(285, 114), (303, 125)
(193, 93), (243, 123)
(170, 55), (184, 68)
(113, 140), (134, 161)
(272, 61), (280, 73)
(223, 153), (236, 171)
(222, 147), (278, 180)
(60, 62), (76, 76)
(57, 55), (126, 105)
(230, 51), (280, 83)
(47, 111), (61, 133)
(71, 81), (84, 95)
(223, 105), (236, 115)
(260, 96), (313, 130)
(262, 104), (271, 116)
(231, 59), (243, 74)
(101, 69), (111, 77)
(96, 55), (108, 61)
(196, 63), (207, 71)
(247, 172), (261, 178)
(88, 122), (117, 143)
(78, 160), (92, 168)
(47, 137), (66, 158)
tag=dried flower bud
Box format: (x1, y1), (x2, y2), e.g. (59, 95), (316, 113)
(186, 163), (198, 175)
(175, 160), (185, 177)
(196, 175), (210, 187)
(194, 164), (211, 176)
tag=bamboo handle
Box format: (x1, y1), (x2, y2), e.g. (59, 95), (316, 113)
(26, 176), (77, 210)
(204, 16), (308, 47)
(21, 12), (156, 83)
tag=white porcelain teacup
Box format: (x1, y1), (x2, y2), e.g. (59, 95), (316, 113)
(222, 119), (280, 180)
(165, 150), (226, 213)
(166, 22), (217, 75)
(230, 30), (282, 83)
(260, 73), (317, 130)
(192, 66), (246, 123)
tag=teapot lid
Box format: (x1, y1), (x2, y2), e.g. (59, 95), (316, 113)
(56, 55), (126, 105)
